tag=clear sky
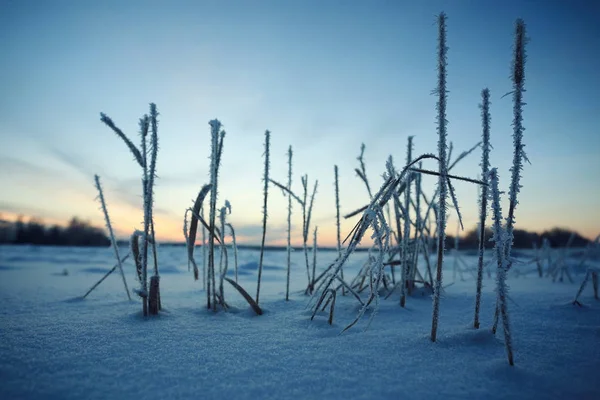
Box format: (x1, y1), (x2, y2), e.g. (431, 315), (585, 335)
(1, 0), (599, 246)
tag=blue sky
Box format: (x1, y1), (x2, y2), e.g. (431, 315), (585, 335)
(1, 0), (599, 245)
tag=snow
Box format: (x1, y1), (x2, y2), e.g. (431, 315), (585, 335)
(1, 244), (599, 399)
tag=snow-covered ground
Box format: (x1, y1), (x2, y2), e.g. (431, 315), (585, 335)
(1, 244), (599, 399)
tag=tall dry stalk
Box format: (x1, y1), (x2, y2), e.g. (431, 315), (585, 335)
(334, 165), (344, 295)
(299, 176), (318, 293)
(488, 168), (514, 366)
(218, 202), (231, 306)
(286, 146), (293, 301)
(140, 115), (150, 315)
(256, 130), (270, 305)
(311, 226), (318, 289)
(207, 120), (225, 311)
(301, 176), (310, 289)
(431, 12), (449, 343)
(201, 205), (207, 289)
(410, 161), (423, 288)
(147, 104), (160, 314)
(474, 88), (491, 329)
(94, 175), (131, 301)
(400, 136), (413, 307)
(356, 143), (373, 199)
(505, 19), (528, 270)
(226, 222), (239, 283)
(493, 18), (528, 331)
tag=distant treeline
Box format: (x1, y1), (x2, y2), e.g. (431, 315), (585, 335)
(0, 217), (110, 247)
(0, 215), (592, 249)
(445, 227), (591, 250)
(162, 227), (593, 250)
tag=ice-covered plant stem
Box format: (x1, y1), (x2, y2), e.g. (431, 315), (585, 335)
(301, 176), (318, 294)
(334, 165), (344, 295)
(227, 222), (239, 284)
(286, 146), (293, 301)
(488, 168), (515, 366)
(311, 226), (318, 289)
(207, 120), (224, 311)
(400, 136), (413, 307)
(147, 104), (160, 314)
(492, 18), (527, 331)
(202, 206), (207, 289)
(218, 202), (231, 306)
(431, 12), (449, 343)
(357, 143), (372, 198)
(94, 175), (131, 301)
(256, 130), (270, 306)
(139, 115), (151, 316)
(474, 88), (491, 329)
(505, 19), (527, 270)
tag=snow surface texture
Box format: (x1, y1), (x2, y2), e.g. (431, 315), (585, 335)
(1, 245), (599, 399)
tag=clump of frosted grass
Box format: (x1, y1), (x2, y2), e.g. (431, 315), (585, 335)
(182, 121), (261, 315)
(100, 103), (161, 316)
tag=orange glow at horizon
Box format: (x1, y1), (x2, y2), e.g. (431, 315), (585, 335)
(2, 209), (598, 245)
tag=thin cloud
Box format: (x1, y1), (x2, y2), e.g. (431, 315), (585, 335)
(0, 155), (56, 178)
(48, 147), (98, 179)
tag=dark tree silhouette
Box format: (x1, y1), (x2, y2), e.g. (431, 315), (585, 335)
(2, 216), (110, 247)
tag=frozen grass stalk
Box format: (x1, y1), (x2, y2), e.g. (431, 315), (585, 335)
(148, 104), (161, 313)
(185, 185), (211, 282)
(226, 222), (238, 283)
(202, 206), (207, 289)
(357, 143), (372, 198)
(505, 19), (528, 269)
(311, 226), (318, 289)
(298, 175), (318, 293)
(302, 176), (310, 287)
(286, 146), (293, 300)
(474, 88), (491, 329)
(306, 180), (318, 292)
(493, 18), (527, 330)
(431, 12), (449, 343)
(573, 267), (600, 306)
(334, 165), (344, 295)
(94, 175), (131, 301)
(488, 168), (515, 366)
(208, 120), (222, 311)
(83, 254), (131, 299)
(139, 115), (151, 316)
(256, 130), (270, 305)
(412, 161), (423, 286)
(218, 202), (232, 305)
(400, 136), (413, 307)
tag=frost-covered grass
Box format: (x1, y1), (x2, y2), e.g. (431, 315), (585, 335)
(1, 245), (599, 399)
